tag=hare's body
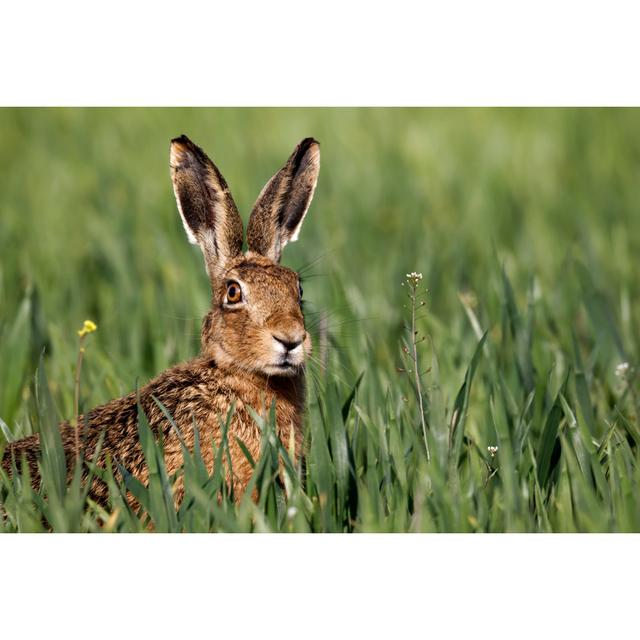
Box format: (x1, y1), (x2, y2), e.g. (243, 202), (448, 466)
(3, 356), (304, 502)
(1, 134), (320, 504)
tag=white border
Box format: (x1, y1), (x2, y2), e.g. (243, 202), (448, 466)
(1, 1), (639, 105)
(0, 534), (637, 638)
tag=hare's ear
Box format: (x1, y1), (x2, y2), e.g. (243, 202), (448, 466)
(170, 135), (244, 279)
(246, 138), (320, 262)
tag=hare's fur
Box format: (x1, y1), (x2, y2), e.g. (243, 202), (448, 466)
(2, 135), (320, 504)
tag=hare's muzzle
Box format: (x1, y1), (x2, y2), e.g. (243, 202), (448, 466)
(272, 334), (304, 353)
(270, 330), (308, 371)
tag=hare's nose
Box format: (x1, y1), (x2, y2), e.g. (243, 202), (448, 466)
(272, 334), (304, 352)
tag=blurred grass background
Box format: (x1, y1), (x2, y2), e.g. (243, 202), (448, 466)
(1, 108), (639, 531)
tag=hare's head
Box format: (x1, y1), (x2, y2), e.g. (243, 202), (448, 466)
(170, 135), (319, 377)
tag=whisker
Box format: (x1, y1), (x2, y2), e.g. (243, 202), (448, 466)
(295, 250), (335, 276)
(305, 353), (356, 388)
(309, 355), (351, 387)
(298, 272), (329, 281)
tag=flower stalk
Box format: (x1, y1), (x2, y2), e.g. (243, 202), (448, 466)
(400, 272), (430, 461)
(73, 320), (97, 460)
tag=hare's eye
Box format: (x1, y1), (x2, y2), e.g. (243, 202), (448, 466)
(298, 283), (304, 301)
(225, 281), (243, 304)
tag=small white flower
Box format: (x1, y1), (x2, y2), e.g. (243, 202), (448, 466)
(487, 445), (499, 457)
(405, 272), (423, 286)
(615, 362), (631, 379)
(287, 506), (298, 519)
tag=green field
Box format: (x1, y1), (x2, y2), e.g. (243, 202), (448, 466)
(0, 108), (639, 532)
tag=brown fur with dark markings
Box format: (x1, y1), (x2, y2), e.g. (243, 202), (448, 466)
(1, 135), (320, 506)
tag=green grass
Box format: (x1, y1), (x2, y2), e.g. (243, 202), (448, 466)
(1, 108), (639, 532)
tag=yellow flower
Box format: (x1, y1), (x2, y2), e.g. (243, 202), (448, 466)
(78, 319), (98, 337)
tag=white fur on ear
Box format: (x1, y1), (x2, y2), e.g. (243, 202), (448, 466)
(172, 188), (199, 245)
(169, 143), (199, 245)
(287, 143), (320, 244)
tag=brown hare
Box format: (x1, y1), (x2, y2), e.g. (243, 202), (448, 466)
(1, 134), (320, 505)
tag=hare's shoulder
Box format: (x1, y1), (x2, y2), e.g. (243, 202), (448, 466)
(140, 357), (226, 427)
(78, 357), (219, 435)
(108, 356), (300, 435)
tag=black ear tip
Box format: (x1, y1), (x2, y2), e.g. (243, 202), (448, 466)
(171, 133), (193, 144)
(171, 134), (193, 147)
(291, 137), (320, 168)
(300, 137), (319, 150)
(170, 135), (214, 169)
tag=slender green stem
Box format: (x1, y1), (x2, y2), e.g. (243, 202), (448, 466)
(409, 285), (430, 462)
(73, 320), (97, 461)
(73, 338), (85, 461)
